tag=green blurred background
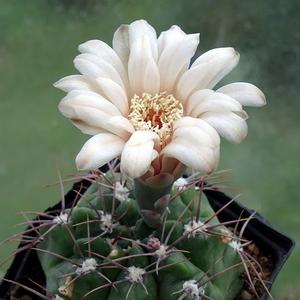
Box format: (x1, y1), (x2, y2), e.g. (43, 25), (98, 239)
(0, 0), (299, 298)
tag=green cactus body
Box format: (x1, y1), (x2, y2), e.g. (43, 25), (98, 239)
(37, 171), (244, 300)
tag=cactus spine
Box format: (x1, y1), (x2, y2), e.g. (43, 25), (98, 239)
(35, 167), (246, 300)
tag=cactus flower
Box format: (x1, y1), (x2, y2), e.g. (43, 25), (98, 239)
(55, 19), (266, 179)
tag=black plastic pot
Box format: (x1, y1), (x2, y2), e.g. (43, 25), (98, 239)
(0, 174), (295, 300)
(204, 188), (295, 299)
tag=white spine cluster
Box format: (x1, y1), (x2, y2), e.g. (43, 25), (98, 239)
(228, 240), (243, 252)
(182, 280), (205, 300)
(100, 213), (119, 232)
(76, 258), (97, 275)
(155, 244), (169, 259)
(114, 182), (130, 201)
(53, 213), (69, 225)
(126, 266), (146, 283)
(184, 220), (208, 237)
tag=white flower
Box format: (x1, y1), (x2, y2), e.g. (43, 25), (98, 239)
(55, 20), (266, 179)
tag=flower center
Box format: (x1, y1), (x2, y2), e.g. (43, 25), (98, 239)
(128, 92), (183, 147)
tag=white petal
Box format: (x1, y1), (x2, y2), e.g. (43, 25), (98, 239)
(76, 133), (125, 170)
(173, 116), (221, 148)
(157, 25), (186, 58)
(128, 20), (158, 62)
(200, 111), (248, 144)
(58, 91), (130, 137)
(128, 35), (159, 96)
(112, 20), (158, 70)
(58, 90), (121, 119)
(78, 39), (129, 89)
(143, 59), (160, 95)
(175, 62), (210, 102)
(189, 92), (244, 118)
(158, 33), (199, 94)
(184, 89), (214, 114)
(74, 53), (126, 91)
(95, 77), (130, 116)
(120, 131), (160, 178)
(192, 47), (240, 89)
(112, 24), (130, 69)
(162, 129), (220, 174)
(70, 119), (107, 135)
(177, 48), (239, 100)
(216, 82), (266, 107)
(107, 116), (135, 140)
(163, 116), (220, 173)
(54, 75), (100, 93)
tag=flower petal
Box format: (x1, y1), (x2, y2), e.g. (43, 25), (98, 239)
(54, 75), (100, 93)
(184, 89), (214, 114)
(200, 111), (248, 144)
(120, 131), (160, 178)
(74, 53), (126, 91)
(158, 33), (200, 94)
(128, 35), (160, 96)
(162, 117), (220, 174)
(163, 140), (220, 174)
(58, 90), (122, 119)
(58, 90), (131, 138)
(216, 82), (266, 107)
(76, 133), (125, 170)
(176, 48), (240, 101)
(107, 116), (135, 140)
(192, 47), (240, 88)
(157, 25), (186, 58)
(189, 92), (244, 118)
(128, 20), (158, 62)
(173, 116), (221, 148)
(112, 24), (130, 68)
(70, 119), (107, 135)
(112, 20), (158, 69)
(78, 39), (129, 90)
(95, 77), (130, 116)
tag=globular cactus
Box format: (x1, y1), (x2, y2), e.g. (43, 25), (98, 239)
(35, 166), (247, 300)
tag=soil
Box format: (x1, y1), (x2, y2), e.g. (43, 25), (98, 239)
(235, 242), (275, 300)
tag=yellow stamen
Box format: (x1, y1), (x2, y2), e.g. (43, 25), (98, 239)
(128, 92), (183, 147)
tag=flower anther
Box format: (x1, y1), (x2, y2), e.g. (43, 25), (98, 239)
(129, 92), (183, 147)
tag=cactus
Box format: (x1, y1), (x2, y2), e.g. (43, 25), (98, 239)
(29, 165), (250, 300)
(1, 19), (271, 300)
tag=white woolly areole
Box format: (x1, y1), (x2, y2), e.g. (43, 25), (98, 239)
(100, 213), (118, 232)
(126, 266), (146, 283)
(114, 182), (129, 201)
(53, 295), (65, 300)
(229, 240), (243, 252)
(155, 244), (168, 259)
(76, 258), (97, 275)
(184, 220), (208, 237)
(53, 213), (69, 225)
(183, 280), (205, 300)
(173, 177), (189, 190)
